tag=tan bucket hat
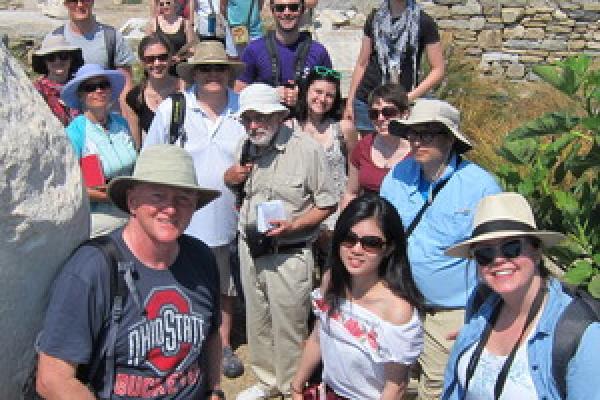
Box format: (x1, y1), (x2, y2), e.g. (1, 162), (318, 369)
(445, 192), (565, 259)
(176, 40), (245, 82)
(107, 144), (220, 213)
(31, 34), (84, 75)
(389, 99), (472, 153)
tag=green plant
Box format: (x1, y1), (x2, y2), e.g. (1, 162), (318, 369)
(495, 55), (600, 297)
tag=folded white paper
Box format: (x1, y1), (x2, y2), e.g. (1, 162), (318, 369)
(257, 200), (286, 233)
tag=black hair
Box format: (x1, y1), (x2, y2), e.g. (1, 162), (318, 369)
(136, 33), (174, 104)
(295, 66), (342, 124)
(326, 193), (423, 314)
(367, 83), (410, 110)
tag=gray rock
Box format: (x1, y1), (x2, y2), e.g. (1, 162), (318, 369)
(0, 42), (89, 398)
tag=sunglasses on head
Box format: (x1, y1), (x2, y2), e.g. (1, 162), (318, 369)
(195, 64), (229, 73)
(368, 106), (399, 120)
(46, 51), (71, 62)
(471, 238), (525, 266)
(142, 53), (170, 64)
(272, 3), (301, 13)
(313, 65), (341, 80)
(341, 231), (387, 253)
(79, 80), (111, 93)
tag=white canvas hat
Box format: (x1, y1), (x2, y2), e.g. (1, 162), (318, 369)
(445, 192), (566, 259)
(236, 83), (289, 117)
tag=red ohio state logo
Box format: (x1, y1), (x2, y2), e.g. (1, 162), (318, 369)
(127, 286), (207, 375)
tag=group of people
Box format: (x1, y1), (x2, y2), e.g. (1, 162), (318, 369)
(29, 0), (600, 399)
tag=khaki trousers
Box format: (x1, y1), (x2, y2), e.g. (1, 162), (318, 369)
(239, 238), (313, 395)
(417, 308), (465, 400)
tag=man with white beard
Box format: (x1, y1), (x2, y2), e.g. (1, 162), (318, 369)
(224, 83), (336, 399)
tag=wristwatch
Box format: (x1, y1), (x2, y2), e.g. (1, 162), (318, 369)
(206, 389), (226, 399)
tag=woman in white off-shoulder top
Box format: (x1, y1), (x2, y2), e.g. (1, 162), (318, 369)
(291, 193), (424, 399)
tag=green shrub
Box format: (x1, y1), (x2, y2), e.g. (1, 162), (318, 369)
(495, 55), (600, 297)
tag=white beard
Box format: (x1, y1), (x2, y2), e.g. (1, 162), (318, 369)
(248, 128), (277, 147)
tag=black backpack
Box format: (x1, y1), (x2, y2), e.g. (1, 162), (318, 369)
(469, 282), (600, 399)
(265, 30), (312, 87)
(23, 235), (130, 399)
(168, 92), (187, 146)
(53, 23), (117, 70)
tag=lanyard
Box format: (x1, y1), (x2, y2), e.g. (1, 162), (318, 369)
(462, 284), (546, 400)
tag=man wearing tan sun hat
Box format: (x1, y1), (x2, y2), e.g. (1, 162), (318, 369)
(145, 40), (247, 379)
(380, 98), (502, 400)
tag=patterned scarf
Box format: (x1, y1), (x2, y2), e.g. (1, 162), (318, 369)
(372, 0), (422, 88)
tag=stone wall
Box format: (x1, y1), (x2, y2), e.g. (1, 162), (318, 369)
(421, 0), (600, 79)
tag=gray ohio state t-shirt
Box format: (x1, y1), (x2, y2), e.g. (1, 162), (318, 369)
(38, 229), (220, 399)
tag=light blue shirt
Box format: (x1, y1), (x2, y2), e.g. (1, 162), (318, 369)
(442, 278), (600, 400)
(144, 87), (246, 247)
(380, 154), (502, 307)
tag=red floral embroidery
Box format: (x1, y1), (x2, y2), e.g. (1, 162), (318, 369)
(367, 329), (378, 350)
(314, 298), (330, 313)
(344, 319), (364, 337)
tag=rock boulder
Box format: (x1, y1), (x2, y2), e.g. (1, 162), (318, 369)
(0, 42), (89, 398)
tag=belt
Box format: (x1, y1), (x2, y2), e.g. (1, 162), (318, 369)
(424, 306), (464, 315)
(275, 241), (308, 253)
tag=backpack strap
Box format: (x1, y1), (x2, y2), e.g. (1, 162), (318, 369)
(99, 23), (117, 70)
(552, 284), (599, 399)
(169, 92), (187, 147)
(293, 32), (312, 83)
(265, 31), (281, 87)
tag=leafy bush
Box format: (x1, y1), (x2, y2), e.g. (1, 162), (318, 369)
(495, 55), (600, 297)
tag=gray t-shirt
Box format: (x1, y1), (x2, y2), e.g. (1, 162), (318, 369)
(52, 20), (135, 68)
(38, 229), (220, 399)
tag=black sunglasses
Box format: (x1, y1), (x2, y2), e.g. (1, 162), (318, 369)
(341, 231), (387, 253)
(158, 1), (172, 6)
(79, 80), (111, 93)
(368, 106), (399, 120)
(195, 64), (229, 73)
(471, 239), (524, 266)
(272, 3), (301, 13)
(142, 53), (170, 64)
(46, 51), (71, 62)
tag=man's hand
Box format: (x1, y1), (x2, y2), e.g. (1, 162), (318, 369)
(224, 163), (253, 185)
(266, 219), (293, 237)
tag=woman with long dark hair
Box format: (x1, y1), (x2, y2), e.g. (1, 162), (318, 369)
(291, 193), (424, 399)
(125, 34), (184, 148)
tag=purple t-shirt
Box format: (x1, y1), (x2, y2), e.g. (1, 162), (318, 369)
(238, 32), (332, 86)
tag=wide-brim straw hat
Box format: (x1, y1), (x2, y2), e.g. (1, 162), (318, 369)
(389, 99), (472, 153)
(107, 144), (220, 214)
(32, 34), (84, 75)
(60, 64), (125, 109)
(236, 83), (289, 116)
(176, 40), (245, 82)
(445, 192), (566, 259)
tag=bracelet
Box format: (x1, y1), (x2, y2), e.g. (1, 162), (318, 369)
(290, 383), (304, 394)
(206, 389), (226, 399)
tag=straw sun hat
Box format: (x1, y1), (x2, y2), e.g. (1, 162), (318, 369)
(176, 40), (245, 82)
(31, 34), (84, 75)
(445, 192), (566, 259)
(107, 145), (220, 213)
(389, 99), (473, 154)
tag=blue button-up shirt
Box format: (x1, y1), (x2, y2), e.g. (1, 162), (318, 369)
(144, 87), (246, 247)
(442, 278), (600, 400)
(380, 154), (501, 307)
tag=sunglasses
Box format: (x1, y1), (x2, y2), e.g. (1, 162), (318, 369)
(79, 80), (111, 93)
(403, 129), (439, 144)
(341, 231), (387, 253)
(272, 3), (301, 13)
(65, 0), (93, 4)
(142, 53), (170, 64)
(368, 106), (399, 120)
(46, 51), (71, 62)
(195, 64), (229, 73)
(313, 65), (341, 80)
(158, 1), (171, 6)
(471, 239), (525, 266)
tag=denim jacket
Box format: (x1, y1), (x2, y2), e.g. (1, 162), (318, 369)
(442, 278), (600, 400)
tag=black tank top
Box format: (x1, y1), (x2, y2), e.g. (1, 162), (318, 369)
(156, 17), (187, 54)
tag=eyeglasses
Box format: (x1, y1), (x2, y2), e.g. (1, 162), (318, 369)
(367, 106), (399, 120)
(341, 231), (387, 253)
(471, 239), (525, 266)
(240, 112), (272, 125)
(272, 3), (301, 13)
(46, 51), (71, 62)
(158, 1), (171, 6)
(313, 66), (341, 80)
(195, 64), (229, 73)
(142, 53), (170, 64)
(79, 80), (111, 93)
